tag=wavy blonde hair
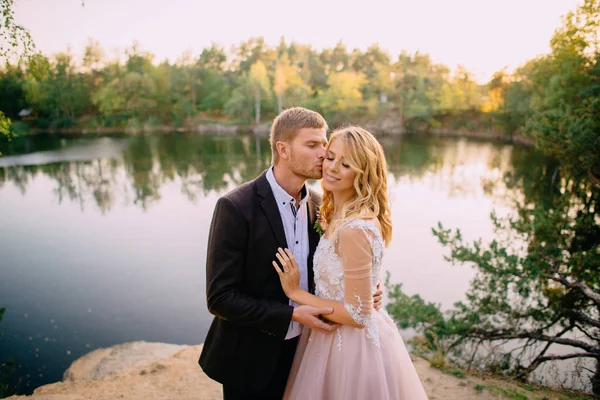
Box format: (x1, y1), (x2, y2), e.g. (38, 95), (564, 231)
(321, 126), (392, 246)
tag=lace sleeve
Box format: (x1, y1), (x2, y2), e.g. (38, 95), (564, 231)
(337, 224), (374, 327)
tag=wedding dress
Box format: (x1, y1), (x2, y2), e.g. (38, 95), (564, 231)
(284, 218), (429, 400)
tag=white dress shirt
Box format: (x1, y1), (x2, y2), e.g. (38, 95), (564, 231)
(266, 166), (310, 340)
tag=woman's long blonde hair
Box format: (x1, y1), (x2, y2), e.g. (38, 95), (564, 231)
(321, 126), (392, 246)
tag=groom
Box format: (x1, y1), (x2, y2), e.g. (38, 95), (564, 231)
(199, 107), (382, 400)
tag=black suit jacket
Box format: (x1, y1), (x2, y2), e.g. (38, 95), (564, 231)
(199, 170), (321, 393)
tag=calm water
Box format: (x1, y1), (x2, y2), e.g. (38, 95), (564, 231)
(0, 132), (538, 395)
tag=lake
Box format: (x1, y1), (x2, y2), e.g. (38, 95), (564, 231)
(0, 132), (538, 395)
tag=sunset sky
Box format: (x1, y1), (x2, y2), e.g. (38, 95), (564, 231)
(14, 0), (580, 82)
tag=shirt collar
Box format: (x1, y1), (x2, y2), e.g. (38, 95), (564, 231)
(266, 166), (310, 207)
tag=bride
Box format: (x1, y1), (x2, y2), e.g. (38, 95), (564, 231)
(272, 126), (429, 399)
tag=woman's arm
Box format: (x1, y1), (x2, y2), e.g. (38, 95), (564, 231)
(288, 287), (364, 328)
(273, 225), (375, 329)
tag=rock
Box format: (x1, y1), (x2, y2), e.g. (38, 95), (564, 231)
(61, 348), (112, 382)
(62, 341), (187, 381)
(7, 343), (222, 400)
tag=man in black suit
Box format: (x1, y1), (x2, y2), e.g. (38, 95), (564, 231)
(199, 107), (381, 399)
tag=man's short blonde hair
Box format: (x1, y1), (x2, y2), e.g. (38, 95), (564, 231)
(269, 107), (328, 164)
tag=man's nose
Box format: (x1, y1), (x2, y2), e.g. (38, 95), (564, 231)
(317, 147), (326, 159)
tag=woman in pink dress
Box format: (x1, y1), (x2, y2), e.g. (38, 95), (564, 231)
(272, 126), (429, 399)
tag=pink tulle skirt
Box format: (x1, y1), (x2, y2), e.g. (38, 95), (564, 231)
(284, 310), (429, 400)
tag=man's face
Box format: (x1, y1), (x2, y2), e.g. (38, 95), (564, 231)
(286, 127), (328, 180)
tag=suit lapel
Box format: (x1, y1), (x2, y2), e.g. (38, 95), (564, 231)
(257, 171), (321, 294)
(256, 172), (288, 250)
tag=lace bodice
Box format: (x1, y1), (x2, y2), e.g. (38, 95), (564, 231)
(313, 218), (384, 348)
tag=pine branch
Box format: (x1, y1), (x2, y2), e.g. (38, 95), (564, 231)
(545, 273), (600, 305)
(569, 310), (600, 330)
(473, 330), (598, 354)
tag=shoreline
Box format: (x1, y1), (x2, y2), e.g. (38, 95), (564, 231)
(11, 123), (535, 147)
(5, 341), (592, 400)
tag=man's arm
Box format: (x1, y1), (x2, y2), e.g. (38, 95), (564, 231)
(205, 196), (293, 339)
(374, 282), (383, 310)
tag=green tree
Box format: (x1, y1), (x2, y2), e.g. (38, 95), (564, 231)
(388, 52), (452, 127)
(226, 60), (271, 124)
(274, 53), (311, 113)
(0, 111), (10, 139)
(20, 52), (90, 128)
(196, 44), (231, 113)
(318, 70), (366, 119)
(386, 1), (600, 394)
(230, 37), (276, 77)
(0, 0), (34, 59)
(248, 60), (271, 124)
(438, 65), (482, 112)
(170, 56), (198, 125)
(91, 45), (158, 125)
(501, 61), (536, 135)
(82, 38), (105, 72)
(321, 41), (349, 73)
(0, 62), (25, 120)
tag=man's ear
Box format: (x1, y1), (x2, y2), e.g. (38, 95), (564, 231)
(276, 141), (290, 160)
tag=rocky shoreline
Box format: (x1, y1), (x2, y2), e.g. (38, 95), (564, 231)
(4, 341), (547, 400)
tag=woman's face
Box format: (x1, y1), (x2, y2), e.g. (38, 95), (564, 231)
(322, 137), (357, 195)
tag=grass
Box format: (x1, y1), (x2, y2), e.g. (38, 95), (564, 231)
(464, 376), (595, 400)
(492, 380), (593, 400)
(425, 355), (596, 400)
(441, 367), (466, 379)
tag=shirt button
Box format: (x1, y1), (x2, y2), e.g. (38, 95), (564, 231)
(296, 241), (299, 244)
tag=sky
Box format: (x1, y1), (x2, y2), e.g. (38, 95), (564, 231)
(14, 0), (581, 82)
